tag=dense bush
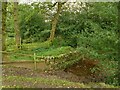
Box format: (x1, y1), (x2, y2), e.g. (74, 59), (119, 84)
(19, 4), (50, 43)
(56, 2), (118, 61)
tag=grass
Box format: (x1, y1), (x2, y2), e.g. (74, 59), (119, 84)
(2, 76), (88, 88)
(2, 76), (118, 88)
(36, 46), (74, 56)
(22, 41), (52, 50)
(9, 46), (74, 61)
(7, 40), (52, 51)
(10, 55), (33, 61)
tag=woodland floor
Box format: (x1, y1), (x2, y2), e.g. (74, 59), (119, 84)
(2, 60), (111, 88)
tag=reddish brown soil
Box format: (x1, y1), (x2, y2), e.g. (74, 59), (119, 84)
(64, 59), (106, 83)
(65, 59), (99, 75)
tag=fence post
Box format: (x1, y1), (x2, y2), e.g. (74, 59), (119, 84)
(34, 53), (37, 70)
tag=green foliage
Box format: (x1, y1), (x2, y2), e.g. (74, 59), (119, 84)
(19, 4), (50, 43)
(56, 2), (118, 61)
(56, 56), (81, 70)
(88, 2), (118, 31)
(77, 30), (118, 61)
(100, 60), (118, 86)
(6, 2), (14, 36)
(50, 50), (82, 70)
(52, 36), (69, 47)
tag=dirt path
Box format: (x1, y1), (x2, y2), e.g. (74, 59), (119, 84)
(2, 65), (87, 88)
(2, 65), (82, 82)
(2, 61), (48, 71)
(2, 60), (106, 83)
(2, 62), (118, 88)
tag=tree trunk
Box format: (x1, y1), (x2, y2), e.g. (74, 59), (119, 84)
(117, 1), (120, 86)
(14, 2), (21, 50)
(49, 2), (63, 42)
(2, 2), (7, 51)
(2, 2), (7, 61)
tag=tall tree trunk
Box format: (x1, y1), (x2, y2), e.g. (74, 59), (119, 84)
(2, 2), (7, 51)
(14, 2), (21, 50)
(118, 1), (120, 86)
(49, 2), (63, 42)
(2, 2), (7, 61)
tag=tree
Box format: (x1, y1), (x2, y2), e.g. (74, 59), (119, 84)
(2, 2), (7, 51)
(19, 3), (49, 43)
(48, 2), (88, 44)
(49, 2), (64, 42)
(14, 2), (21, 50)
(2, 2), (7, 61)
(117, 1), (120, 86)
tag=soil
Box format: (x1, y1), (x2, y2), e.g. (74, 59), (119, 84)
(2, 61), (48, 71)
(2, 59), (106, 88)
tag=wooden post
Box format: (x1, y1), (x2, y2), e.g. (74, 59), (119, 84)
(34, 53), (37, 70)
